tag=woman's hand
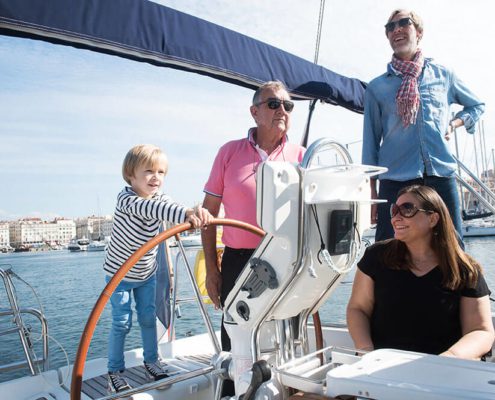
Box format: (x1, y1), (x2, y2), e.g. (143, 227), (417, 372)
(439, 349), (456, 358)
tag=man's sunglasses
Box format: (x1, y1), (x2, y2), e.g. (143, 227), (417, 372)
(255, 98), (295, 113)
(385, 17), (413, 33)
(390, 202), (434, 218)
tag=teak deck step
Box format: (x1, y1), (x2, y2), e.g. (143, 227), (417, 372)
(82, 364), (172, 399)
(81, 355), (214, 399)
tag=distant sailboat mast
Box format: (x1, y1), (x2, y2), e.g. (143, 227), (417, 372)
(480, 120), (489, 181)
(96, 195), (102, 240)
(453, 115), (495, 219)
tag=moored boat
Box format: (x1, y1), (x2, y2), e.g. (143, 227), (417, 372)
(13, 245), (30, 253)
(0, 245), (14, 253)
(67, 238), (90, 252)
(463, 218), (495, 237)
(87, 241), (106, 252)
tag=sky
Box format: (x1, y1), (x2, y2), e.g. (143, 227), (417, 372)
(0, 0), (493, 221)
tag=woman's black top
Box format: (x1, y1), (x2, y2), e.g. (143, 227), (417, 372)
(358, 241), (491, 355)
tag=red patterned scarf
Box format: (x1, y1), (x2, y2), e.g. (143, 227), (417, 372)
(391, 49), (424, 127)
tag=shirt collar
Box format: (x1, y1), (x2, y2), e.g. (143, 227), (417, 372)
(247, 127), (288, 146)
(125, 186), (160, 199)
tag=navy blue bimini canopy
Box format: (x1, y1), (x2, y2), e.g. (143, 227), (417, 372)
(0, 0), (366, 113)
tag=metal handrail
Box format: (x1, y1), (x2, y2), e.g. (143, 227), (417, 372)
(173, 236), (221, 354)
(456, 176), (495, 215)
(168, 242), (225, 344)
(0, 308), (48, 373)
(301, 138), (353, 168)
(0, 269), (49, 375)
(454, 155), (495, 215)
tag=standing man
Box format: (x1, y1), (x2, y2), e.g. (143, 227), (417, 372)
(201, 81), (305, 393)
(362, 9), (485, 242)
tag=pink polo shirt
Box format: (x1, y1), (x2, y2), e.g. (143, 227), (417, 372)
(204, 129), (305, 249)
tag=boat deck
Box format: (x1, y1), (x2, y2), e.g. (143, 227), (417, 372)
(81, 355), (213, 399)
(82, 365), (149, 399)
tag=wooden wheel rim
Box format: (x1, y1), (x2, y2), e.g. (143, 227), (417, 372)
(69, 218), (323, 399)
(70, 218), (264, 399)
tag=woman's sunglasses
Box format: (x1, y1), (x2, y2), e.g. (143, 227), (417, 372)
(390, 202), (433, 218)
(385, 17), (413, 33)
(255, 98), (295, 113)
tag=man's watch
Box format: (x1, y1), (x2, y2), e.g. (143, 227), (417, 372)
(450, 120), (456, 131)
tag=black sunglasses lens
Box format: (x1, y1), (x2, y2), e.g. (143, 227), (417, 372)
(391, 202), (417, 218)
(385, 21), (396, 32)
(267, 100), (281, 110)
(267, 99), (294, 112)
(401, 203), (416, 217)
(283, 100), (294, 112)
(385, 18), (411, 32)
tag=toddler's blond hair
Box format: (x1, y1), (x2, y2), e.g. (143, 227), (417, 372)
(122, 144), (168, 185)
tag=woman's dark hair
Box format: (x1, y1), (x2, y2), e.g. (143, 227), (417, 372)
(382, 185), (481, 290)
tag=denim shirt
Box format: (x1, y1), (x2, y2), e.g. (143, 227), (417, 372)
(362, 58), (485, 181)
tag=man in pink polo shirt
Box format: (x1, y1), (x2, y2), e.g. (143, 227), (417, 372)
(201, 81), (305, 367)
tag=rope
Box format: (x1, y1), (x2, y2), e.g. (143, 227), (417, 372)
(303, 0), (326, 147)
(313, 0), (326, 64)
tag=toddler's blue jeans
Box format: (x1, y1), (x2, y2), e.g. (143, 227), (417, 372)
(106, 274), (157, 372)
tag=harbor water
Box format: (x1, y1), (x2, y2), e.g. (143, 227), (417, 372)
(1, 237), (494, 383)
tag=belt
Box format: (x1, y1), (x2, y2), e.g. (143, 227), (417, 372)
(224, 246), (255, 256)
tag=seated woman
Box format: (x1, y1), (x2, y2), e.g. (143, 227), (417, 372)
(347, 185), (494, 359)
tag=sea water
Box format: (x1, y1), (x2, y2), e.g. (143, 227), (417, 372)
(1, 237), (494, 383)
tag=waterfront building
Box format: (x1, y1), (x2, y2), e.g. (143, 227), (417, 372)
(75, 216), (113, 241)
(0, 222), (10, 248)
(100, 217), (113, 239)
(54, 218), (77, 245)
(9, 218), (76, 249)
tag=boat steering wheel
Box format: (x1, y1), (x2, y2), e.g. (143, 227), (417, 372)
(69, 218), (323, 399)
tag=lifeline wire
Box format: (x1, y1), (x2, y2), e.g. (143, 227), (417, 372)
(310, 204), (327, 264)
